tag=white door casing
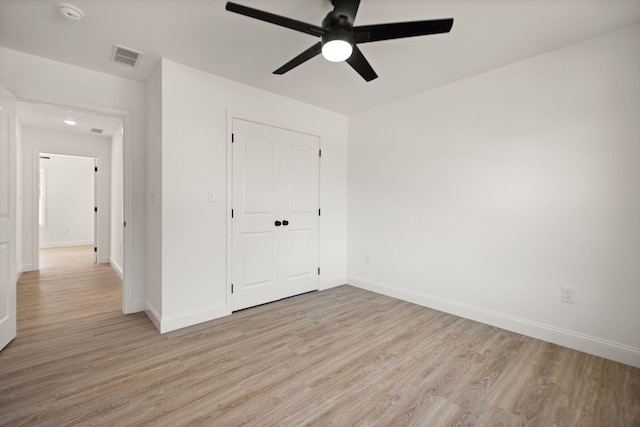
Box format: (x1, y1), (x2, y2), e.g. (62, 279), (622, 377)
(231, 119), (319, 311)
(94, 158), (98, 263)
(0, 85), (17, 351)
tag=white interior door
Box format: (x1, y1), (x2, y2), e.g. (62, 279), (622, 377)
(0, 85), (17, 351)
(232, 119), (319, 311)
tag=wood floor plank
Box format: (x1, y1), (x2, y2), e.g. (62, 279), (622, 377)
(1, 246), (638, 426)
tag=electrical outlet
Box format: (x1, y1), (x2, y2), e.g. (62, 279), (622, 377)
(561, 287), (575, 304)
(364, 253), (370, 264)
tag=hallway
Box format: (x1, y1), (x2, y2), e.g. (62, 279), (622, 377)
(17, 246), (122, 336)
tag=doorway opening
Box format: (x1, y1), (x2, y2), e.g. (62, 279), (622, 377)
(38, 153), (96, 260)
(16, 99), (129, 312)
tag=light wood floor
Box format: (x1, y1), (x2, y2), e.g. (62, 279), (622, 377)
(1, 247), (638, 426)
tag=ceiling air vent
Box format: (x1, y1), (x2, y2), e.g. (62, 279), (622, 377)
(112, 44), (142, 68)
(91, 128), (104, 134)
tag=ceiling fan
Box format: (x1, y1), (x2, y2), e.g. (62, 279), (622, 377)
(225, 0), (454, 82)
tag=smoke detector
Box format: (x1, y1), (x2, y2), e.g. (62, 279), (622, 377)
(57, 3), (84, 21)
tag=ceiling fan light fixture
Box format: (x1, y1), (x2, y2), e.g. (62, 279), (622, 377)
(225, 1), (454, 81)
(322, 39), (353, 62)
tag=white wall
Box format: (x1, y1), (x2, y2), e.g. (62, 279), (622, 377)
(39, 154), (95, 248)
(145, 63), (163, 327)
(0, 47), (146, 312)
(347, 23), (640, 367)
(110, 124), (124, 279)
(149, 59), (348, 332)
(21, 128), (111, 265)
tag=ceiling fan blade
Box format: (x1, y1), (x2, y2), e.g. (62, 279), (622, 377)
(354, 18), (453, 43)
(345, 46), (378, 82)
(226, 2), (324, 37)
(273, 42), (323, 75)
(331, 0), (361, 24)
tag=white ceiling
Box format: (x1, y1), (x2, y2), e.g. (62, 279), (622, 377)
(16, 100), (122, 138)
(1, 0), (640, 117)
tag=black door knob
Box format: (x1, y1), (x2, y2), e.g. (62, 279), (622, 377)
(282, 220), (289, 226)
(274, 220), (282, 226)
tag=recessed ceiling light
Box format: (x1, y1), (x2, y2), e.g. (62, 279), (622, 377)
(63, 109), (77, 125)
(57, 3), (84, 21)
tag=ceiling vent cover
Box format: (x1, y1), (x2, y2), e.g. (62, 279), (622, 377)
(91, 128), (104, 134)
(112, 44), (142, 67)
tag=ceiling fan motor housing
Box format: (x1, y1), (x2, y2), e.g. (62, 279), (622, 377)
(322, 27), (354, 48)
(321, 12), (354, 47)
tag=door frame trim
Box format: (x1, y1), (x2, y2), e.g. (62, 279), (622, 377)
(19, 97), (135, 314)
(226, 110), (322, 313)
(34, 152), (99, 254)
(32, 150), (106, 265)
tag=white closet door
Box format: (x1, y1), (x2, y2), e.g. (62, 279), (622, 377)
(232, 119), (319, 311)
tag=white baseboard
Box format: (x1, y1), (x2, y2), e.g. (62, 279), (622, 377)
(21, 263), (36, 272)
(110, 258), (123, 281)
(145, 303), (231, 334)
(97, 255), (110, 264)
(320, 276), (346, 291)
(145, 302), (162, 331)
(39, 240), (93, 249)
(161, 304), (230, 333)
(127, 299), (146, 314)
(348, 276), (640, 368)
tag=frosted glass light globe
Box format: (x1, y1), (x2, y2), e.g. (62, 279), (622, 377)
(322, 40), (353, 62)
